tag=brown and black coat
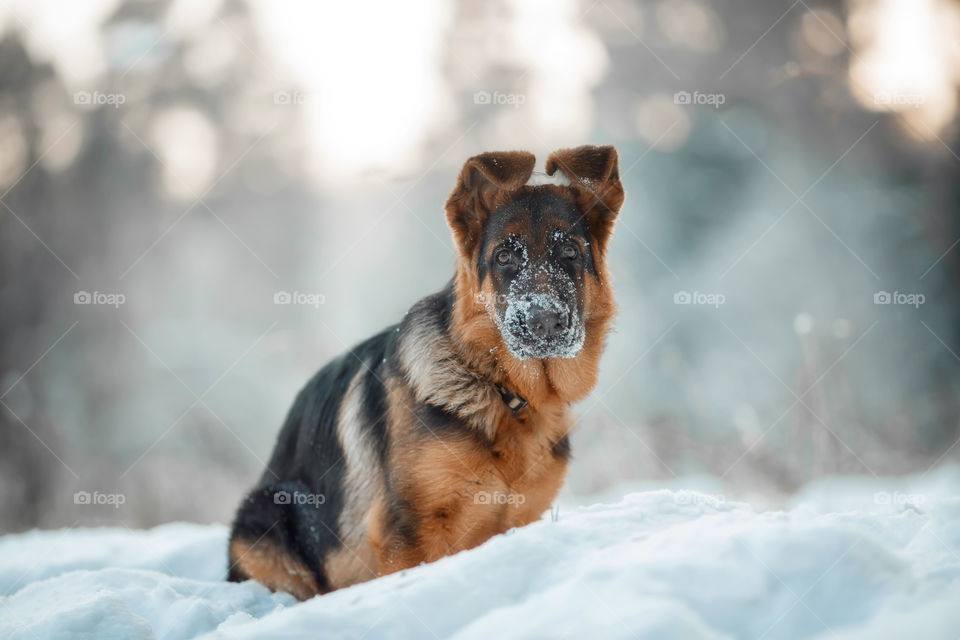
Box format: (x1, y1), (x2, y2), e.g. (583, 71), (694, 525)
(228, 145), (625, 599)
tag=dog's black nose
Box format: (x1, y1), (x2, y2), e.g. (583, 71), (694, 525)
(526, 304), (568, 339)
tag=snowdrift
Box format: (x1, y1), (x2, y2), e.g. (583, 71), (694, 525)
(2, 483), (959, 639)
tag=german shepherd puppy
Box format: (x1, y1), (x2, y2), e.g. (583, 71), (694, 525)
(228, 145), (624, 599)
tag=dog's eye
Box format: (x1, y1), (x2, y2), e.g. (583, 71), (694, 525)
(496, 249), (512, 265)
(561, 244), (578, 259)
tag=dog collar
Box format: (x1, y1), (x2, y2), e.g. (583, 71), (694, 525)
(496, 384), (528, 412)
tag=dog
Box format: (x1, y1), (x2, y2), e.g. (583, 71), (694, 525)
(227, 145), (624, 599)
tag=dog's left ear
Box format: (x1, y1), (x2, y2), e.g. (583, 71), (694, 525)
(445, 151), (536, 259)
(546, 145), (624, 252)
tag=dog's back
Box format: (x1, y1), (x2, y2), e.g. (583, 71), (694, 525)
(228, 325), (396, 597)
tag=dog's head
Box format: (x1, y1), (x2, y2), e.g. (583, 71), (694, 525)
(446, 145), (624, 362)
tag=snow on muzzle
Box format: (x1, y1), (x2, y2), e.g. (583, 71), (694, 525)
(500, 291), (585, 360)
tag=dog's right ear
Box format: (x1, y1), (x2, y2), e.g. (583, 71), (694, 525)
(545, 145), (624, 254)
(445, 151), (536, 259)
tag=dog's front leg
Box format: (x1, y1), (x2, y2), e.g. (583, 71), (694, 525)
(366, 494), (426, 576)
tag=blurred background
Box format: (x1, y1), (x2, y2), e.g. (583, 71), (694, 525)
(1, 0), (959, 532)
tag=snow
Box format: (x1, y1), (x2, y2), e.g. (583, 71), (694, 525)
(2, 473), (959, 639)
(524, 171), (571, 187)
(495, 240), (585, 361)
(0, 523), (294, 640)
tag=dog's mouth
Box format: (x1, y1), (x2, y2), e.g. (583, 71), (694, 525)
(499, 295), (585, 360)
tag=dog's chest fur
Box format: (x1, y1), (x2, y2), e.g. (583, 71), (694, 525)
(368, 299), (572, 566)
(382, 394), (570, 568)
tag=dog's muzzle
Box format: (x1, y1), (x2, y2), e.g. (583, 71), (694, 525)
(500, 294), (584, 360)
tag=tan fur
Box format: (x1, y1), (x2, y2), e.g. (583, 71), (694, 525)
(368, 376), (571, 575)
(323, 538), (378, 589)
(329, 369), (383, 588)
(229, 538), (320, 601)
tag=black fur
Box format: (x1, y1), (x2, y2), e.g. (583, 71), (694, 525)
(550, 434), (571, 461)
(228, 328), (397, 588)
(477, 189), (598, 282)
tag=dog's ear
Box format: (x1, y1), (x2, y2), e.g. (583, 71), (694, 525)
(546, 145), (624, 252)
(445, 151), (536, 259)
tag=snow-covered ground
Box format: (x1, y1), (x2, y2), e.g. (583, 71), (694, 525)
(2, 469), (959, 639)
